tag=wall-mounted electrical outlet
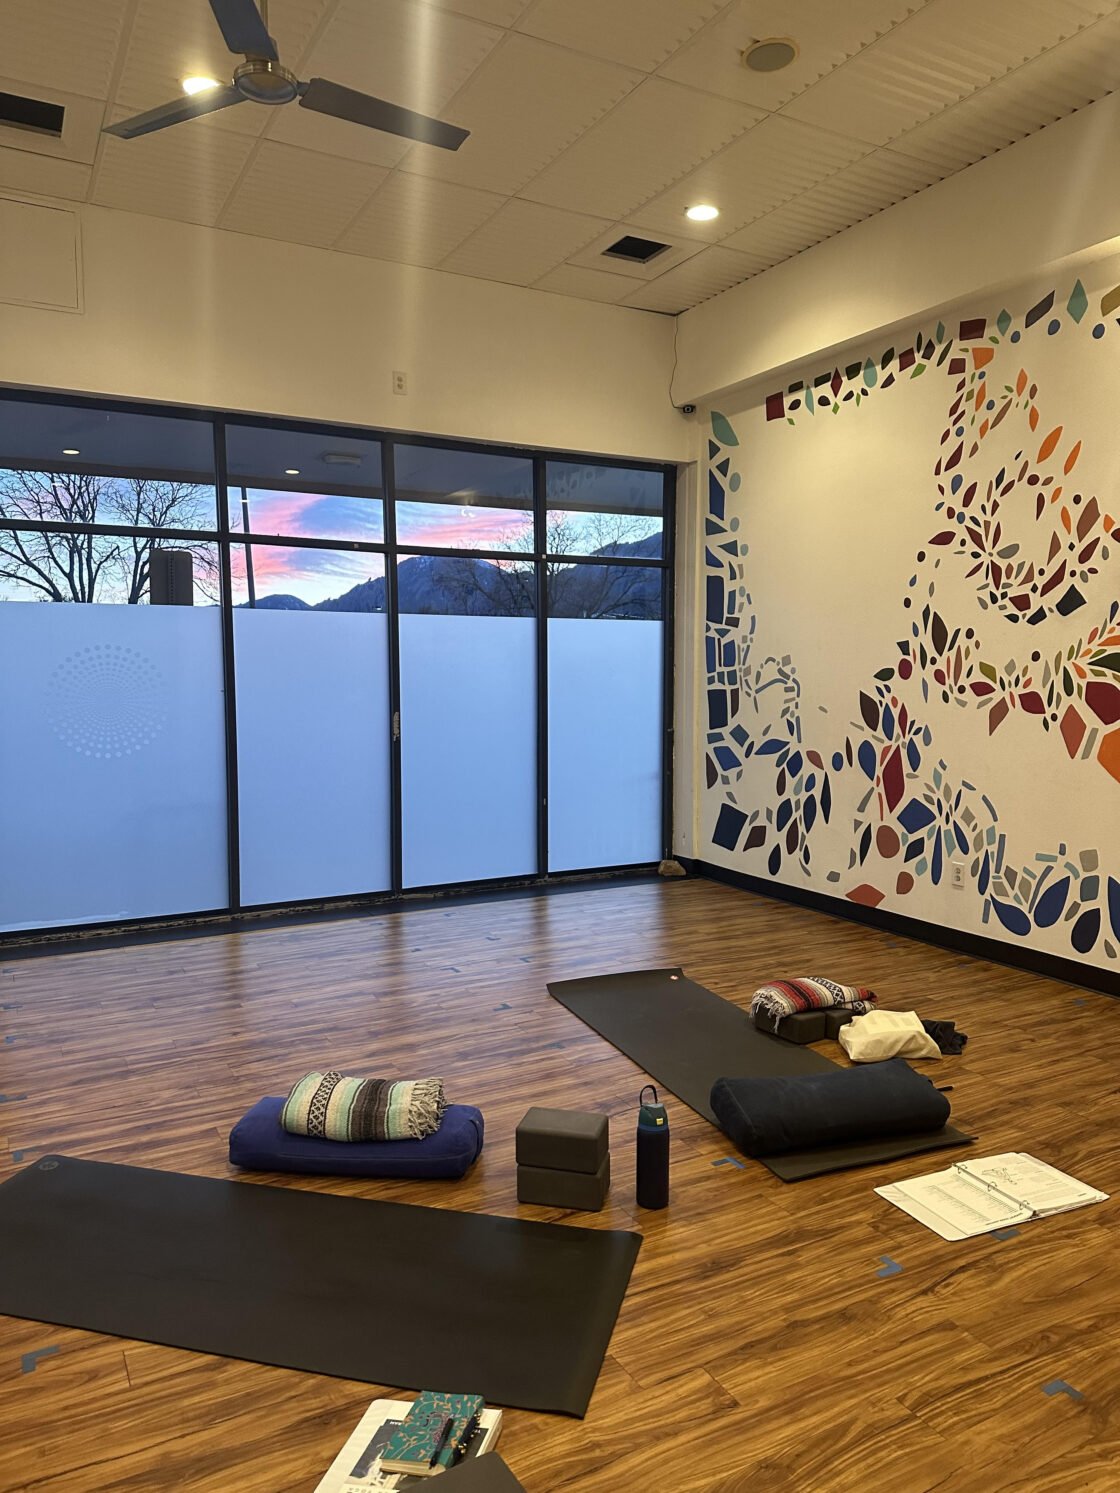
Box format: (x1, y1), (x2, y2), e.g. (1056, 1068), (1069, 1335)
(392, 370), (408, 395)
(950, 861), (966, 889)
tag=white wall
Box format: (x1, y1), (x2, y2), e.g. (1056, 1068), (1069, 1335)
(0, 198), (688, 462)
(675, 91), (1120, 409)
(675, 95), (1120, 976)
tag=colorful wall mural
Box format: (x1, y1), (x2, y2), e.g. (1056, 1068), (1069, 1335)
(702, 270), (1120, 970)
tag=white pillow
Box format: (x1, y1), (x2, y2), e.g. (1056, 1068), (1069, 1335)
(838, 1009), (941, 1063)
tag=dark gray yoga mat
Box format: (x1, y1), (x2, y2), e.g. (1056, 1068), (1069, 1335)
(0, 1155), (640, 1417)
(547, 967), (972, 1180)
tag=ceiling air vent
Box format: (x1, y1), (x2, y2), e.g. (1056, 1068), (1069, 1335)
(602, 234), (670, 264)
(0, 91), (65, 138)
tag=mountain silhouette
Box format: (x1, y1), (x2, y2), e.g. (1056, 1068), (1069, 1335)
(240, 531), (663, 618)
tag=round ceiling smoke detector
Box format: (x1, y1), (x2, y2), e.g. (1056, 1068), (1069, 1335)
(742, 37), (799, 73)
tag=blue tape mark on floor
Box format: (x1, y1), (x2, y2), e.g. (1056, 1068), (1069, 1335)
(1043, 1380), (1084, 1402)
(876, 1256), (903, 1278)
(20, 1347), (59, 1374)
(1073, 998), (1086, 1006)
(711, 1157), (746, 1169)
(0, 1094), (28, 1104)
(493, 1002), (511, 1011)
(992, 1227), (1020, 1240)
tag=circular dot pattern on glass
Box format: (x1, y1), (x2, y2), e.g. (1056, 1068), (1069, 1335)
(48, 645), (169, 759)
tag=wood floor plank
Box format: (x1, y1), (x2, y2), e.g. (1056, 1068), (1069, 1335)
(0, 878), (1115, 1490)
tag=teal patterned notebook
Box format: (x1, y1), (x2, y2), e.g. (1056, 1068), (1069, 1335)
(380, 1393), (485, 1478)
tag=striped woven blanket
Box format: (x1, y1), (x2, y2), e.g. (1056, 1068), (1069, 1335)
(281, 1069), (446, 1142)
(750, 977), (878, 1025)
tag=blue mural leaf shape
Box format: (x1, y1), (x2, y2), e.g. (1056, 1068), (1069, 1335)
(857, 740), (877, 778)
(978, 851), (990, 896)
(1071, 908), (1100, 955)
(898, 799), (935, 834)
(992, 899), (1031, 937)
(1109, 877), (1120, 941)
(821, 777), (832, 823)
(711, 411), (739, 447)
(803, 795), (817, 833)
(1032, 876), (1069, 929)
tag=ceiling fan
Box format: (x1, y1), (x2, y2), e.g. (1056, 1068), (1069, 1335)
(103, 0), (469, 150)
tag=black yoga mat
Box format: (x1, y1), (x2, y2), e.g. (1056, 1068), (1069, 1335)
(0, 1156), (639, 1418)
(443, 1453), (526, 1490)
(547, 967), (972, 1180)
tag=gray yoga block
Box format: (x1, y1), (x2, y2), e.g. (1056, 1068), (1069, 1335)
(753, 1007), (828, 1044)
(517, 1154), (610, 1211)
(515, 1107), (608, 1174)
(824, 1007), (855, 1039)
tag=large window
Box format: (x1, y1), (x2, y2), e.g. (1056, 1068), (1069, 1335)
(0, 395), (673, 934)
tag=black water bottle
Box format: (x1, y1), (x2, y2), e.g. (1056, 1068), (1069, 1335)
(636, 1084), (669, 1209)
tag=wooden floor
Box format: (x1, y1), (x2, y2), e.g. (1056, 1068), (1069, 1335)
(0, 877), (1117, 1492)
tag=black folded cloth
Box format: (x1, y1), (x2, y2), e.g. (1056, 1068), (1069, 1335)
(922, 1019), (968, 1055)
(710, 1059), (951, 1158)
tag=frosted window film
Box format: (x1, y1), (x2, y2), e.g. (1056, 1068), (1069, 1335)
(400, 614), (536, 887)
(548, 618), (662, 871)
(235, 610), (391, 905)
(0, 603), (227, 930)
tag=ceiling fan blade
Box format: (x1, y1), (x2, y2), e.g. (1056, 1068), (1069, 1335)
(209, 0), (278, 61)
(299, 77), (469, 151)
(102, 86), (246, 139)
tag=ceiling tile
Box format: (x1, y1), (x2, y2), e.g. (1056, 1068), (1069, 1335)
(399, 35), (641, 194)
(533, 262), (646, 303)
(520, 77), (764, 219)
(620, 244), (761, 312)
(892, 9), (1120, 172)
(0, 0), (130, 99)
(783, 0), (1116, 145)
(299, 0), (502, 115)
(262, 102), (414, 170)
(439, 198), (610, 282)
(218, 140), (389, 247)
(515, 0), (727, 73)
(336, 171), (504, 264)
(658, 0), (926, 109)
(721, 145), (944, 257)
(92, 122), (255, 226)
(0, 151), (91, 203)
(629, 114), (871, 243)
(420, 0), (535, 24)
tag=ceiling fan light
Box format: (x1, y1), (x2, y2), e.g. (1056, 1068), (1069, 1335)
(182, 76), (221, 96)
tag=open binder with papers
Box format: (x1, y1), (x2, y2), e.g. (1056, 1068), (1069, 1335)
(875, 1152), (1108, 1240)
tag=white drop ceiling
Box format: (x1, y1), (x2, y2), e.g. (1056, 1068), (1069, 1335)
(2, 0), (1119, 313)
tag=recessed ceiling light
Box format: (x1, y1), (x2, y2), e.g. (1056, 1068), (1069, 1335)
(742, 37), (799, 73)
(685, 204), (720, 223)
(62, 447), (80, 456)
(182, 76), (221, 96)
(284, 468), (300, 476)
